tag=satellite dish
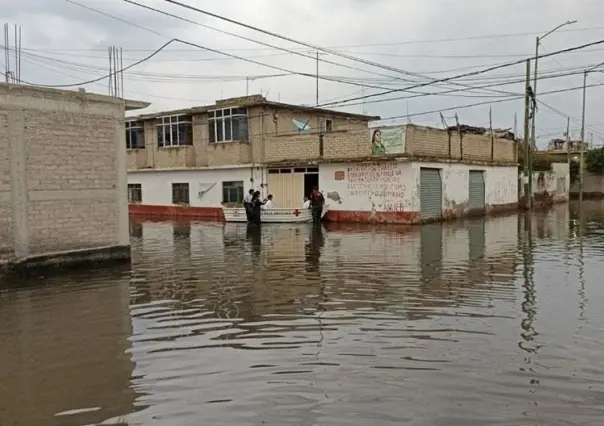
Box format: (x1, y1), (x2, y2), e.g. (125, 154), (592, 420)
(292, 119), (311, 132)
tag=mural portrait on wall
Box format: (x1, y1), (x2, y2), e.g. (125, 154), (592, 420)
(371, 129), (386, 155)
(370, 126), (405, 156)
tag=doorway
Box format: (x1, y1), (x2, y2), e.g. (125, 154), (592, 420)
(304, 167), (319, 199)
(266, 166), (319, 208)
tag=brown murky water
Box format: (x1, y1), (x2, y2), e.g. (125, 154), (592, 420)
(1, 202), (604, 426)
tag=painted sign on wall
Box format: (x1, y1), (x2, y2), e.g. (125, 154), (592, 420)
(346, 162), (405, 199)
(369, 125), (406, 155)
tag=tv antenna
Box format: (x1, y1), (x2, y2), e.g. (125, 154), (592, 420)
(3, 23), (22, 84)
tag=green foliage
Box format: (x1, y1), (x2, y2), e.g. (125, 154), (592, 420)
(586, 147), (604, 174)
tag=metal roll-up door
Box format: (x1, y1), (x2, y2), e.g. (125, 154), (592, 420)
(468, 170), (486, 210)
(420, 168), (443, 221)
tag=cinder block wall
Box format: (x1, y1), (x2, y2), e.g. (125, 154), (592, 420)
(0, 83), (130, 262)
(406, 125), (515, 162)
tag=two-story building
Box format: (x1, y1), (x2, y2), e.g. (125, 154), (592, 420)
(127, 94), (519, 224)
(126, 94), (378, 219)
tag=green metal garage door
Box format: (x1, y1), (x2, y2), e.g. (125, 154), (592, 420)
(468, 170), (486, 211)
(420, 168), (443, 221)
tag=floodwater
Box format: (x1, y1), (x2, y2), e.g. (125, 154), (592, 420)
(1, 202), (604, 426)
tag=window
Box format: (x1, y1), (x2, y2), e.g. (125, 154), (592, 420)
(172, 183), (190, 204)
(222, 181), (244, 204)
(209, 107), (249, 143)
(157, 115), (193, 147)
(324, 119), (333, 132)
(127, 183), (142, 203)
(126, 121), (145, 149)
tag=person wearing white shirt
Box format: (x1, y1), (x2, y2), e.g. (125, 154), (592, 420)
(303, 197), (310, 209)
(263, 194), (274, 209)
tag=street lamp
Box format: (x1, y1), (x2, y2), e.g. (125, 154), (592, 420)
(579, 60), (604, 201)
(529, 20), (577, 209)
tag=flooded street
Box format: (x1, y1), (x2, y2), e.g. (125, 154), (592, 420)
(2, 202), (604, 426)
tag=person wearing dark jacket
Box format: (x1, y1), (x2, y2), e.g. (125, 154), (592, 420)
(249, 191), (266, 225)
(309, 186), (325, 224)
(243, 189), (254, 222)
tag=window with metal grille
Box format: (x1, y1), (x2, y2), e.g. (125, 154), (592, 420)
(127, 183), (142, 203)
(172, 183), (190, 204)
(222, 181), (244, 205)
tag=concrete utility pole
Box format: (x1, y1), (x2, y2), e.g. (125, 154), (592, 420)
(316, 51), (319, 106)
(579, 61), (604, 202)
(530, 21), (577, 145)
(530, 20), (577, 205)
(523, 59), (532, 209)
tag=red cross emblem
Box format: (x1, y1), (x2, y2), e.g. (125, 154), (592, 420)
(293, 209), (300, 216)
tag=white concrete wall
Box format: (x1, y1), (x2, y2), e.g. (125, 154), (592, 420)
(0, 83), (132, 261)
(319, 161), (518, 216)
(127, 166), (265, 207)
(535, 163), (570, 197)
(409, 162), (518, 210)
(319, 161), (415, 213)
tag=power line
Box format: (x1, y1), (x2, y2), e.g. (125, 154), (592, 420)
(60, 0), (507, 98)
(11, 25), (604, 53)
(319, 38), (604, 108)
(153, 0), (517, 96)
(328, 67), (593, 110)
(19, 41), (598, 107)
(380, 80), (604, 122)
(121, 0), (510, 96)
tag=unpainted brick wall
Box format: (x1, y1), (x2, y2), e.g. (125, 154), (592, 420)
(323, 129), (371, 159)
(406, 125), (515, 162)
(0, 113), (11, 258)
(264, 134), (320, 162)
(1, 83), (128, 258)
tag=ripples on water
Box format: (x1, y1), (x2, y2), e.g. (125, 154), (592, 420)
(1, 202), (604, 426)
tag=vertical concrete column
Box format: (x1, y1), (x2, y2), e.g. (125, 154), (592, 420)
(8, 111), (30, 259)
(115, 119), (130, 247)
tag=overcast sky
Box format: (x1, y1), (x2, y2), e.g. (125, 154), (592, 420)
(3, 0), (604, 147)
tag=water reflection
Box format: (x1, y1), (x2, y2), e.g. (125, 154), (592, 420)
(2, 207), (604, 425)
(0, 269), (136, 426)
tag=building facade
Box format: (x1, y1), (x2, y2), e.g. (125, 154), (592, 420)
(127, 95), (518, 224)
(0, 83), (148, 271)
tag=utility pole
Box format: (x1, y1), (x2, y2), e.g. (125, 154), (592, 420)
(566, 117), (571, 191)
(523, 59), (532, 210)
(580, 70), (587, 203)
(315, 50), (319, 106)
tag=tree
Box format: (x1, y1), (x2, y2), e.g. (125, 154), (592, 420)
(586, 147), (604, 174)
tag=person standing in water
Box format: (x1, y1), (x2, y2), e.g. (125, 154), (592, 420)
(249, 190), (266, 225)
(243, 189), (254, 222)
(263, 194), (274, 209)
(309, 186), (325, 224)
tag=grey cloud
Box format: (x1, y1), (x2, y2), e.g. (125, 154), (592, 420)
(2, 0), (604, 145)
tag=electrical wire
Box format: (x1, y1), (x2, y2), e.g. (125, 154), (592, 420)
(379, 81), (604, 122)
(120, 0), (515, 98)
(151, 0), (516, 96)
(62, 1), (472, 95)
(318, 37), (604, 108)
(124, 80), (604, 144)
